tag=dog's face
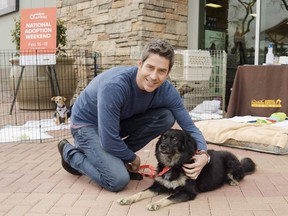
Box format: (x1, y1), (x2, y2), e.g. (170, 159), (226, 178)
(51, 96), (66, 106)
(155, 129), (197, 167)
(178, 84), (194, 97)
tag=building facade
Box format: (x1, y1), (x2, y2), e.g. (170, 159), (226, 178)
(2, 1), (287, 63)
(1, 0), (287, 90)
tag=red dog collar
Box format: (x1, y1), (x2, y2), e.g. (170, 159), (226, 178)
(138, 165), (170, 178)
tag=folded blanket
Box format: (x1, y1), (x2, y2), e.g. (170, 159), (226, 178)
(195, 119), (288, 151)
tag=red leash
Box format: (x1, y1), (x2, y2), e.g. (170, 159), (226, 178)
(138, 164), (170, 179)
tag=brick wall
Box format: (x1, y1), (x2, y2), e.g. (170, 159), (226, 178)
(57, 0), (188, 55)
(56, 0), (188, 90)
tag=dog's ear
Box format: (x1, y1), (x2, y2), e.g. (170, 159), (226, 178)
(62, 97), (67, 101)
(156, 133), (164, 146)
(51, 97), (56, 101)
(185, 132), (198, 153)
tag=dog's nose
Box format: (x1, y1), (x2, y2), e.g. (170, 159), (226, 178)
(159, 143), (168, 152)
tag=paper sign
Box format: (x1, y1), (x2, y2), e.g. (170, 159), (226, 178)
(20, 7), (57, 65)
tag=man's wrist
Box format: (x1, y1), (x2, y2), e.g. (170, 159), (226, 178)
(197, 150), (210, 164)
(129, 154), (137, 163)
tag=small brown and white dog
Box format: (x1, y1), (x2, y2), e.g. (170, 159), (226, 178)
(51, 96), (69, 125)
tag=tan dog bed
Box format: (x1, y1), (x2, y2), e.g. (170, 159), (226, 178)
(195, 117), (288, 154)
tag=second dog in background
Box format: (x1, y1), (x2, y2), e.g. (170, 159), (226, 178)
(51, 96), (70, 125)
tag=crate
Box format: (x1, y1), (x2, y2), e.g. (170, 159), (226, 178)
(170, 50), (227, 120)
(170, 50), (212, 81)
(183, 93), (211, 111)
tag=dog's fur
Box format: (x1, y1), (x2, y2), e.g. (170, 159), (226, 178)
(51, 96), (70, 125)
(178, 84), (194, 97)
(118, 129), (256, 211)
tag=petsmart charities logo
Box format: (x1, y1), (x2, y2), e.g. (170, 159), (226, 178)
(251, 99), (282, 108)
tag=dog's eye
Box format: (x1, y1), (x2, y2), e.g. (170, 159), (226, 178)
(171, 137), (178, 144)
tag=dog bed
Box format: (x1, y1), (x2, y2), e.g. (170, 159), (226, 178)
(195, 116), (288, 154)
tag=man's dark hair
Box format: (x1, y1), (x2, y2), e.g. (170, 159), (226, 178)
(141, 38), (175, 71)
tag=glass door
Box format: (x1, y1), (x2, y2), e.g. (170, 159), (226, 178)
(200, 0), (259, 109)
(202, 0), (257, 65)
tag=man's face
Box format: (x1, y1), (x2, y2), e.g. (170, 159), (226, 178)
(136, 54), (170, 92)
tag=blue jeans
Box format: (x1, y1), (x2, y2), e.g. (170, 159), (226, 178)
(63, 108), (175, 192)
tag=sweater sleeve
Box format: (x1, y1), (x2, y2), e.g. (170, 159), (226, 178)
(97, 83), (136, 163)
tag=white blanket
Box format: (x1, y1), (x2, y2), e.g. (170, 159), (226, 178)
(0, 119), (69, 143)
(189, 100), (223, 120)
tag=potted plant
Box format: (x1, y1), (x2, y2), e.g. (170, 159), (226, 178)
(9, 18), (76, 110)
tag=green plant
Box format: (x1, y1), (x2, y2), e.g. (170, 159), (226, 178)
(11, 18), (67, 53)
(56, 19), (67, 53)
(11, 18), (20, 50)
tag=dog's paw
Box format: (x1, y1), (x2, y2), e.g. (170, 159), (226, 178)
(228, 180), (239, 186)
(227, 173), (240, 186)
(117, 197), (134, 205)
(147, 203), (161, 211)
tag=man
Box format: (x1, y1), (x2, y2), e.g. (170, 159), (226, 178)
(58, 38), (209, 192)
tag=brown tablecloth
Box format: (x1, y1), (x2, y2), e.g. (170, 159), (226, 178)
(226, 65), (288, 117)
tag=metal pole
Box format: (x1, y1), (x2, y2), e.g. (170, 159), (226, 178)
(254, 0), (261, 65)
(93, 52), (98, 77)
(9, 66), (25, 115)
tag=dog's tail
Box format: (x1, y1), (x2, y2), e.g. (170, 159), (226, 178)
(241, 157), (256, 174)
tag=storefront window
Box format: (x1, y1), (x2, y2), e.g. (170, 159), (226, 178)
(203, 0), (257, 109)
(203, 0), (257, 66)
(203, 1), (228, 52)
(197, 0), (287, 108)
(202, 0), (288, 65)
(259, 0), (288, 65)
(227, 0), (256, 66)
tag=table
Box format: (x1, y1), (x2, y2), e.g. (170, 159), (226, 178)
(226, 65), (288, 117)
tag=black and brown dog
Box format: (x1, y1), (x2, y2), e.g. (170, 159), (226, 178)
(118, 129), (256, 211)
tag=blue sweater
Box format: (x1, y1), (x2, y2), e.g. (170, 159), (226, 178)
(71, 66), (207, 162)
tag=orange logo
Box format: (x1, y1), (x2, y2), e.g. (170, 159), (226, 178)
(251, 99), (282, 108)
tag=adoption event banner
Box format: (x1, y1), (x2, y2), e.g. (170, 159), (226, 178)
(20, 7), (57, 65)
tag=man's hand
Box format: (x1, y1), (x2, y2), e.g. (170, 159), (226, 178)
(182, 153), (208, 179)
(127, 155), (141, 172)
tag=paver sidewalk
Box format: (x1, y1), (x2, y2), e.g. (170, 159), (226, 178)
(1, 136), (288, 216)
